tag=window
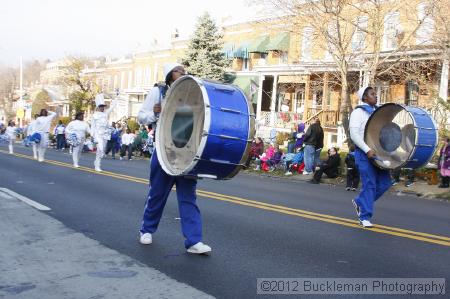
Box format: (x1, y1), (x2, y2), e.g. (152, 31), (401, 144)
(113, 75), (118, 89)
(301, 27), (314, 61)
(416, 3), (434, 45)
(383, 12), (401, 51)
(258, 53), (268, 66)
(143, 67), (151, 85)
(406, 81), (419, 106)
(279, 51), (288, 64)
(295, 89), (305, 115)
(242, 58), (249, 71)
(135, 68), (142, 86)
(375, 81), (390, 104)
(120, 71), (125, 90)
(352, 16), (368, 52)
(128, 71), (133, 89)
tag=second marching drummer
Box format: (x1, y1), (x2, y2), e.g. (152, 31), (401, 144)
(349, 86), (392, 228)
(137, 63), (211, 254)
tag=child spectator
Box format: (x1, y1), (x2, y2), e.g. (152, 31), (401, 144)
(254, 143), (275, 171)
(266, 145), (283, 172)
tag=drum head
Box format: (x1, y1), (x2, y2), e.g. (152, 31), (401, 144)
(365, 103), (416, 169)
(156, 76), (207, 176)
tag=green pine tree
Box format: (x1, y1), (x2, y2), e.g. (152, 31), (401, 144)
(182, 12), (230, 81)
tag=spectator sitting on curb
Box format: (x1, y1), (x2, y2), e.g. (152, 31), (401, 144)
(266, 145), (284, 172)
(246, 137), (264, 167)
(310, 146), (341, 184)
(254, 143), (275, 171)
(284, 147), (304, 175)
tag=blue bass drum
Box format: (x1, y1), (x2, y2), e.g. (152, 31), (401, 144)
(364, 103), (438, 169)
(155, 75), (255, 179)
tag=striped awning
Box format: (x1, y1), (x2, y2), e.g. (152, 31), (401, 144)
(266, 32), (290, 51)
(248, 36), (270, 53)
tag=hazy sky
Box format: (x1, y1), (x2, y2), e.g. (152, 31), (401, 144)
(0, 0), (258, 66)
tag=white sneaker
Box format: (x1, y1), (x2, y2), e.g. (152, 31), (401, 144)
(33, 155), (37, 160)
(73, 164), (79, 168)
(119, 157), (123, 160)
(303, 171), (312, 175)
(360, 220), (373, 228)
(187, 242), (211, 254)
(95, 167), (102, 172)
(139, 233), (152, 245)
(284, 171), (292, 176)
(38, 158), (44, 162)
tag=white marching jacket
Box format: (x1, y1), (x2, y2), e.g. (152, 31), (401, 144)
(27, 120), (36, 136)
(34, 111), (57, 134)
(5, 126), (16, 140)
(91, 101), (116, 141)
(66, 120), (90, 141)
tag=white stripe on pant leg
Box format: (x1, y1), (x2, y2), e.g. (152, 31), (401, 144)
(38, 133), (48, 161)
(32, 143), (37, 159)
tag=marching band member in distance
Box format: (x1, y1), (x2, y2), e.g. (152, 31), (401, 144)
(66, 112), (90, 168)
(91, 93), (116, 172)
(5, 120), (17, 154)
(27, 114), (39, 159)
(34, 109), (57, 162)
(137, 63), (211, 255)
(349, 86), (391, 228)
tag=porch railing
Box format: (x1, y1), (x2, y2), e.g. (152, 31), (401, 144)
(306, 108), (339, 127)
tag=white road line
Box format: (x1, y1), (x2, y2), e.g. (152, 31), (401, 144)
(0, 188), (51, 211)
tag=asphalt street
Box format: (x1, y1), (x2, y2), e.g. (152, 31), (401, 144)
(1, 144), (449, 298)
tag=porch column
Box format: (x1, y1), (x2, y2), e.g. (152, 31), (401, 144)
(439, 55), (449, 101)
(322, 72), (329, 110)
(256, 74), (265, 122)
(270, 75), (278, 126)
(302, 75), (311, 122)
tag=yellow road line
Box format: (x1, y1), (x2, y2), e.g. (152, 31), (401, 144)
(2, 149), (450, 247)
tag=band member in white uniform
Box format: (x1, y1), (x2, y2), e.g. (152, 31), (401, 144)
(5, 121), (16, 154)
(34, 109), (57, 162)
(66, 112), (90, 168)
(27, 114), (39, 159)
(91, 93), (116, 172)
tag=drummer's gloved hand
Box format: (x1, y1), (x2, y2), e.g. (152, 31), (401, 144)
(366, 150), (376, 159)
(153, 104), (161, 114)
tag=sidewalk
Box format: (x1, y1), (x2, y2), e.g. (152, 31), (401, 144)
(243, 169), (450, 201)
(0, 189), (212, 299)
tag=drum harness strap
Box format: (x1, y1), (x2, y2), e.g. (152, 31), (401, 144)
(151, 84), (169, 132)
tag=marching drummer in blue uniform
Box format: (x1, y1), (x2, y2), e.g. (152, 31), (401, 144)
(349, 86), (391, 228)
(137, 63), (211, 254)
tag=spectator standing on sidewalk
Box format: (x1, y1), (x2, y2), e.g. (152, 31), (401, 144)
(120, 129), (135, 160)
(438, 137), (450, 188)
(303, 118), (324, 175)
(54, 121), (66, 151)
(345, 145), (360, 191)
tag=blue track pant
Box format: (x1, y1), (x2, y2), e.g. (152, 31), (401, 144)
(140, 151), (202, 248)
(354, 149), (391, 221)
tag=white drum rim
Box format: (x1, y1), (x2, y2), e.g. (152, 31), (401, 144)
(155, 75), (211, 177)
